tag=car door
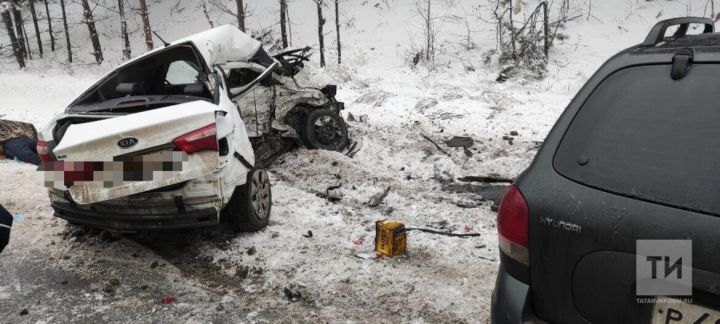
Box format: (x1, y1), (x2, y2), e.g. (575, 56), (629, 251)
(222, 62), (279, 137)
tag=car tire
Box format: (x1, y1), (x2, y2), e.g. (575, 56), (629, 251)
(223, 169), (272, 232)
(301, 109), (349, 151)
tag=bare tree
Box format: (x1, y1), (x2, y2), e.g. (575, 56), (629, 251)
(201, 0), (214, 28)
(416, 0), (436, 62)
(20, 8), (32, 59)
(314, 0), (325, 67)
(59, 0), (71, 62)
(138, 0), (153, 51)
(80, 0), (102, 63)
(280, 0), (288, 48)
(235, 0), (244, 31)
(335, 0), (340, 64)
(118, 0), (130, 60)
(1, 3), (25, 67)
(11, 1), (27, 58)
(43, 0), (53, 51)
(28, 0), (42, 57)
(208, 0), (246, 31)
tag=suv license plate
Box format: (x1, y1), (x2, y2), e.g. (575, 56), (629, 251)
(651, 297), (720, 324)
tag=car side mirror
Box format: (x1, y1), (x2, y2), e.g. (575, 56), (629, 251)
(229, 62), (279, 99)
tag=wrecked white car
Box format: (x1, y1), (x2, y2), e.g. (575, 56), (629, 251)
(36, 26), (347, 231)
(227, 46), (349, 160)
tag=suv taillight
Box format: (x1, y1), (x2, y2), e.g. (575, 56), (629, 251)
(497, 185), (529, 265)
(172, 124), (218, 153)
(36, 140), (55, 162)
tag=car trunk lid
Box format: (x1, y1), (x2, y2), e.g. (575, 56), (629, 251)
(51, 101), (221, 204)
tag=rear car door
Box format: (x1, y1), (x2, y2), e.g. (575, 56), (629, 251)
(521, 63), (720, 323)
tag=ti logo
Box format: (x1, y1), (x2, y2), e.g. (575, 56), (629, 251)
(636, 240), (692, 296)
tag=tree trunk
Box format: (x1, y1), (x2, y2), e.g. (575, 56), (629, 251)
(280, 0), (288, 48)
(60, 0), (71, 62)
(235, 0), (245, 31)
(11, 2), (27, 58)
(118, 0), (131, 60)
(2, 9), (25, 68)
(425, 0), (433, 62)
(138, 0), (153, 51)
(80, 0), (102, 63)
(286, 4), (292, 46)
(29, 0), (43, 57)
(542, 1), (549, 57)
(335, 0), (340, 64)
(316, 0), (325, 67)
(201, 0), (214, 28)
(508, 0), (517, 63)
(43, 0), (54, 51)
(21, 12), (32, 59)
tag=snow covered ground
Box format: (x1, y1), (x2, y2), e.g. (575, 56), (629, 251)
(1, 0), (715, 322)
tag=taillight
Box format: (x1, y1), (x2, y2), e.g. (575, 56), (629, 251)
(497, 185), (529, 265)
(172, 124), (218, 153)
(36, 140), (55, 162)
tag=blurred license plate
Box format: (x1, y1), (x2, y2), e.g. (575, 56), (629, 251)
(651, 297), (720, 324)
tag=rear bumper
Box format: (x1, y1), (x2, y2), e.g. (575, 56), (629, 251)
(491, 265), (546, 324)
(52, 201), (219, 231)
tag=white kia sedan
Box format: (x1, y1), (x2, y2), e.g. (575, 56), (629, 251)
(37, 26), (277, 232)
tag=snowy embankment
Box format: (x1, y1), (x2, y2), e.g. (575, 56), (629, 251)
(0, 0), (711, 322)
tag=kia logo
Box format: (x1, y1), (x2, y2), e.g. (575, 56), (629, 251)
(117, 137), (139, 149)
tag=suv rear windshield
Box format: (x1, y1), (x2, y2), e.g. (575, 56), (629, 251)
(554, 64), (720, 215)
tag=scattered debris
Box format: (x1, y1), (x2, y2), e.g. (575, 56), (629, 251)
(303, 230), (314, 238)
(345, 140), (361, 158)
(367, 186), (392, 207)
(283, 287), (302, 302)
(406, 227), (481, 237)
(315, 184), (343, 203)
(103, 283), (116, 293)
(502, 135), (514, 145)
(443, 183), (508, 210)
(355, 251), (383, 260)
(415, 98), (438, 113)
(455, 199), (483, 209)
(160, 296), (177, 305)
(457, 176), (514, 183)
(445, 136), (474, 148)
(420, 133), (450, 156)
(355, 90), (394, 107)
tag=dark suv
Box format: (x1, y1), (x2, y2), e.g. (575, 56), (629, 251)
(491, 17), (720, 323)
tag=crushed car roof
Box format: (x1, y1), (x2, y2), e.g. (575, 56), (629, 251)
(171, 25), (263, 67)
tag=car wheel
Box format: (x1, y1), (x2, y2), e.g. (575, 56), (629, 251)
(223, 169), (272, 232)
(302, 109), (349, 151)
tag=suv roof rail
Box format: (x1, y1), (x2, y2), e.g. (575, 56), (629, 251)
(642, 17), (715, 47)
